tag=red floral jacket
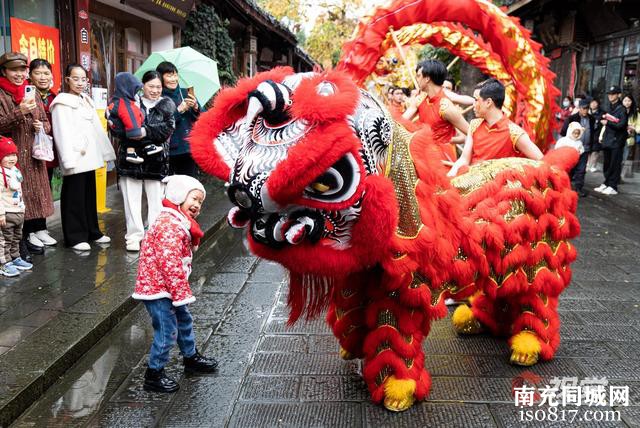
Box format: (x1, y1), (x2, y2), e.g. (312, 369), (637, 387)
(132, 208), (195, 306)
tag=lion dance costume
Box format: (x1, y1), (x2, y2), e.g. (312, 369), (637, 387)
(190, 0), (580, 412)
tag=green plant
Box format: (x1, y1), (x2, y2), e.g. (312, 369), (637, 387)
(182, 4), (236, 85)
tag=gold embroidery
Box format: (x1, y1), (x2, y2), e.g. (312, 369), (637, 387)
(451, 157), (542, 196)
(439, 98), (452, 120)
(469, 118), (483, 136)
(508, 122), (526, 148)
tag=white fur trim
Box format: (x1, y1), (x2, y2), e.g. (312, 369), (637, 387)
(132, 291), (172, 301)
(172, 295), (196, 306)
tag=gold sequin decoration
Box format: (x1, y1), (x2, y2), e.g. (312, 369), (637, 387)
(377, 309), (398, 328)
(385, 121), (422, 238)
(451, 158), (542, 196)
(375, 366), (392, 386)
(377, 341), (391, 354)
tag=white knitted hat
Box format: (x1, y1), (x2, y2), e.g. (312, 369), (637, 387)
(163, 175), (206, 204)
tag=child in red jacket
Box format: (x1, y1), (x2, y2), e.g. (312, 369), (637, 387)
(132, 174), (217, 393)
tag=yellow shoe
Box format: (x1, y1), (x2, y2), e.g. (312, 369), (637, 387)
(339, 347), (354, 360)
(383, 375), (416, 412)
(452, 304), (484, 334)
(510, 331), (541, 366)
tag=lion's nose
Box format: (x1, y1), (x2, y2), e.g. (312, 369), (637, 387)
(227, 183), (259, 212)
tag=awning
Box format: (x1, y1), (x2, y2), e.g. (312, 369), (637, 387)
(124, 0), (195, 27)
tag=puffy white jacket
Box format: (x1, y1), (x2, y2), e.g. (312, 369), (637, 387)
(50, 93), (116, 176)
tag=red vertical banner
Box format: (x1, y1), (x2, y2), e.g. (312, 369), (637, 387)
(9, 18), (62, 93)
(75, 0), (92, 86)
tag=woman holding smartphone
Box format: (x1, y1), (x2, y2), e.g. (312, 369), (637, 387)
(0, 52), (54, 262)
(50, 64), (116, 251)
(156, 61), (201, 177)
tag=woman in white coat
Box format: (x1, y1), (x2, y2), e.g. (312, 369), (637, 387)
(50, 64), (116, 251)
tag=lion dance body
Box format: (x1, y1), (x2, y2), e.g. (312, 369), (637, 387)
(190, 0), (580, 412)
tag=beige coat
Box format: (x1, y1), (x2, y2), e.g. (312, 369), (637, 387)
(0, 89), (54, 221)
(50, 93), (116, 176)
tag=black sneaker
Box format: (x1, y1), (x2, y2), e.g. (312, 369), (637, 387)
(143, 367), (179, 393)
(126, 153), (144, 164)
(19, 239), (33, 263)
(144, 144), (163, 156)
(183, 350), (218, 374)
(24, 238), (44, 255)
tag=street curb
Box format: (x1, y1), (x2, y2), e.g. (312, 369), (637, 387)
(0, 214), (229, 428)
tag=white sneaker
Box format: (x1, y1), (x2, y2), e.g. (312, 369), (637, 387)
(126, 241), (140, 252)
(94, 235), (111, 244)
(28, 233), (44, 248)
(601, 186), (618, 195)
(34, 230), (57, 246)
(445, 298), (457, 306)
(588, 167), (597, 173)
(72, 242), (91, 251)
(593, 184), (607, 193)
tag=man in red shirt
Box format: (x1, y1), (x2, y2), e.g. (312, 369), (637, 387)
(387, 86), (407, 120)
(447, 79), (543, 177)
(403, 60), (469, 164)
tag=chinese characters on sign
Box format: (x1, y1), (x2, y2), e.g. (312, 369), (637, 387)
(514, 376), (629, 407)
(10, 17), (62, 93)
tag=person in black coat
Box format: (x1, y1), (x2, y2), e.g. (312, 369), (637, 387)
(110, 71), (176, 251)
(560, 98), (595, 197)
(594, 86), (628, 195)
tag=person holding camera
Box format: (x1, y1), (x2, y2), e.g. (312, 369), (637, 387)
(0, 52), (54, 262)
(156, 61), (201, 177)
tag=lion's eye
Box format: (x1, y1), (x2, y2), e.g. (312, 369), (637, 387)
(304, 154), (360, 202)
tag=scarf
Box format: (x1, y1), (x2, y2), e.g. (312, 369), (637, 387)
(0, 77), (28, 104)
(141, 96), (160, 110)
(162, 199), (204, 248)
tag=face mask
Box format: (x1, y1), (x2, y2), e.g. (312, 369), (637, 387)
(562, 101), (570, 108)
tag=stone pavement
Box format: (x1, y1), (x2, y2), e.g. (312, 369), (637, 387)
(7, 170), (640, 427)
(0, 175), (231, 427)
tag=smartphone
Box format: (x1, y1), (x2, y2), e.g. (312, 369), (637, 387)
(187, 86), (195, 98)
(24, 85), (36, 99)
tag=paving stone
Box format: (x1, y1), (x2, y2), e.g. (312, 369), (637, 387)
(247, 260), (286, 283)
(576, 358), (640, 381)
(0, 325), (37, 348)
(576, 311), (639, 326)
(490, 403), (624, 427)
(308, 335), (341, 354)
(201, 334), (256, 378)
(554, 341), (619, 359)
(596, 300), (640, 312)
(561, 323), (640, 342)
(216, 280), (280, 335)
(606, 341), (640, 359)
(271, 302), (290, 319)
(257, 335), (308, 353)
(229, 402), (362, 427)
(0, 346), (9, 356)
(201, 273), (249, 294)
(363, 402), (497, 427)
(425, 354), (480, 377)
(250, 353), (360, 376)
(190, 293), (236, 327)
(162, 376), (242, 428)
(558, 311), (585, 325)
(558, 299), (607, 311)
(13, 309), (59, 328)
(94, 402), (159, 427)
(429, 376), (514, 403)
(424, 337), (507, 356)
(299, 375), (368, 401)
(215, 256), (257, 274)
(473, 356), (586, 379)
(620, 407), (640, 428)
(239, 375), (300, 401)
(266, 318), (332, 335)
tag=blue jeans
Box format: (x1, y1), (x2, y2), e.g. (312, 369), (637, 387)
(143, 298), (196, 370)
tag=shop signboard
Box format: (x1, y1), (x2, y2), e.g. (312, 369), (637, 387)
(125, 0), (195, 27)
(9, 17), (62, 93)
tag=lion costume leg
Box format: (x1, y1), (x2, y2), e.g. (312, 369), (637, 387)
(327, 274), (369, 360)
(361, 272), (433, 412)
(509, 293), (560, 366)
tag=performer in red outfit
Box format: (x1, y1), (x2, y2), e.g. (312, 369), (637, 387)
(403, 60), (469, 164)
(448, 79), (543, 177)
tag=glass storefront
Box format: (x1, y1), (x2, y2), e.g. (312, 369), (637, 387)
(578, 32), (640, 102)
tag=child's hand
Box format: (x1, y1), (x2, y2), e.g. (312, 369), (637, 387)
(0, 215), (5, 227)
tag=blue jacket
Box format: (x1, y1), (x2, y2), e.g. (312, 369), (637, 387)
(162, 86), (201, 156)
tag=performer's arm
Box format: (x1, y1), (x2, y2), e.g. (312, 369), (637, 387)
(444, 89), (475, 107)
(515, 133), (544, 160)
(447, 131), (473, 177)
(443, 106), (469, 135)
(402, 96), (419, 121)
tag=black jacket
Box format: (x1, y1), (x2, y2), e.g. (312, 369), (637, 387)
(601, 100), (628, 149)
(113, 96), (176, 180)
(561, 112), (596, 152)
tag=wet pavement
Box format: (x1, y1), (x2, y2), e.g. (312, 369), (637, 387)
(0, 175), (230, 427)
(7, 170), (640, 427)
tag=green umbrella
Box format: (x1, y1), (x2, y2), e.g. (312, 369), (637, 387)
(134, 46), (220, 105)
